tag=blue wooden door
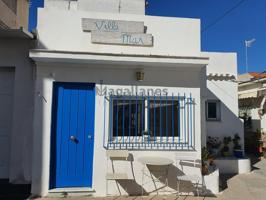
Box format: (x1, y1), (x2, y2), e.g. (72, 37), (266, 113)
(50, 82), (95, 188)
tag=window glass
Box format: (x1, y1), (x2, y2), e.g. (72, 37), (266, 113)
(149, 100), (179, 137)
(112, 99), (145, 137)
(206, 100), (220, 121)
(111, 98), (179, 137)
(208, 102), (217, 119)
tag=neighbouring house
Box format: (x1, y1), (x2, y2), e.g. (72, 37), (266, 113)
(0, 0), (29, 29)
(0, 0), (34, 184)
(0, 0), (244, 197)
(238, 72), (266, 132)
(238, 72), (266, 155)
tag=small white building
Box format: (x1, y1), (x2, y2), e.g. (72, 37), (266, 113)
(0, 0), (244, 197)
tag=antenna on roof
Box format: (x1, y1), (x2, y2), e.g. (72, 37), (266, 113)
(245, 38), (256, 73)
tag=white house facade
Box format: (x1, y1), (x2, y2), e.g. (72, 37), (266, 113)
(0, 30), (34, 183)
(0, 0), (244, 197)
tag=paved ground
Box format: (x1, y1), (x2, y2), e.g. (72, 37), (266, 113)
(35, 159), (266, 200)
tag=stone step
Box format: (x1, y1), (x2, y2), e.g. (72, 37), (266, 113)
(48, 187), (96, 197)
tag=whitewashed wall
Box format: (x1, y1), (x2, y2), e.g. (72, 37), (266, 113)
(45, 0), (78, 10)
(44, 0), (145, 14)
(30, 2), (241, 197)
(78, 0), (145, 15)
(36, 8), (200, 57)
(202, 52), (244, 150)
(0, 39), (34, 183)
(31, 63), (204, 196)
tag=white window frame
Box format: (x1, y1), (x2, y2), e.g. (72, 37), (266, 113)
(110, 97), (181, 142)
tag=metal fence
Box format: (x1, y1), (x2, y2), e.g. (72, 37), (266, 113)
(103, 93), (195, 151)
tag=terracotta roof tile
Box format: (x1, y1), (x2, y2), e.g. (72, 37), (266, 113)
(249, 72), (266, 77)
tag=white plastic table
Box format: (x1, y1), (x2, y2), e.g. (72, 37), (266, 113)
(138, 156), (174, 166)
(138, 156), (174, 196)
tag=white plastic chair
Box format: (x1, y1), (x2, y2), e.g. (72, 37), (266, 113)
(106, 150), (133, 196)
(176, 156), (202, 197)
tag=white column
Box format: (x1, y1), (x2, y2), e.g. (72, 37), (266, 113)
(31, 73), (53, 196)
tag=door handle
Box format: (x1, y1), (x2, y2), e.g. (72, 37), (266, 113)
(70, 135), (79, 143)
(88, 135), (92, 139)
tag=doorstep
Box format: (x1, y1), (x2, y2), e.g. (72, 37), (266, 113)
(48, 187), (96, 197)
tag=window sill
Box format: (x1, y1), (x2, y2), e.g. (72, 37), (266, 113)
(206, 119), (221, 122)
(106, 141), (195, 151)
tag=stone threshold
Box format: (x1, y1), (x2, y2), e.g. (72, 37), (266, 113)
(48, 187), (95, 197)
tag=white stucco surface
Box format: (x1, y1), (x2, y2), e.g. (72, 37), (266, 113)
(203, 168), (219, 195)
(0, 0), (244, 198)
(30, 62), (205, 196)
(28, 2), (241, 197)
(215, 158), (251, 174)
(36, 8), (200, 57)
(78, 0), (145, 15)
(202, 52), (244, 149)
(0, 39), (34, 183)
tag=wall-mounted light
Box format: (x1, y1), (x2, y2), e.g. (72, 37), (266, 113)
(136, 71), (145, 81)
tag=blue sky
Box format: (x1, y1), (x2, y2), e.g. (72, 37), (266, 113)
(29, 0), (266, 74)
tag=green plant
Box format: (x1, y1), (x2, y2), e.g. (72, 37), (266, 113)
(201, 147), (210, 175)
(233, 133), (241, 150)
(207, 136), (222, 149)
(221, 136), (232, 156)
(202, 147), (210, 162)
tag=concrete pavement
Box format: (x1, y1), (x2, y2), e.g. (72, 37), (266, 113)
(36, 159), (266, 200)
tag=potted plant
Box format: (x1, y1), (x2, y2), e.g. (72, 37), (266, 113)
(207, 136), (221, 157)
(202, 147), (210, 175)
(233, 133), (244, 158)
(221, 136), (231, 157)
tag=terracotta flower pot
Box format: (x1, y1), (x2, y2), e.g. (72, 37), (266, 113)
(202, 164), (209, 175)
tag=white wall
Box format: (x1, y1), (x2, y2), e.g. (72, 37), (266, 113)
(45, 0), (78, 10)
(202, 52), (244, 149)
(0, 38), (35, 183)
(30, 3), (241, 196)
(44, 0), (145, 14)
(78, 0), (145, 15)
(262, 109), (266, 133)
(31, 63), (204, 196)
(36, 8), (201, 57)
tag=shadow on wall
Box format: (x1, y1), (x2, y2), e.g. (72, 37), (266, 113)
(116, 157), (214, 196)
(34, 38), (47, 50)
(206, 89), (244, 152)
(243, 118), (261, 155)
(31, 77), (45, 196)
